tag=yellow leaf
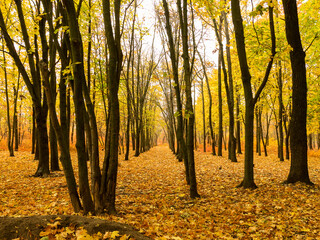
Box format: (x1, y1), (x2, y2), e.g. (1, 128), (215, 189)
(76, 229), (94, 240)
(103, 232), (111, 239)
(48, 221), (60, 228)
(110, 231), (120, 239)
(301, 228), (310, 232)
(120, 234), (130, 240)
(39, 229), (51, 237)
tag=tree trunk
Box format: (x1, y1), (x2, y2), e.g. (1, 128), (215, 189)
(278, 61), (284, 161)
(49, 31), (59, 171)
(62, 0), (95, 213)
(236, 94), (242, 154)
(162, 0), (189, 184)
(218, 47), (223, 156)
(40, 60), (82, 213)
(201, 77), (206, 152)
(199, 52), (215, 155)
(231, 0), (276, 188)
(283, 113), (290, 160)
(101, 0), (123, 214)
(308, 134), (313, 150)
(223, 11), (237, 162)
(259, 110), (268, 156)
(2, 43), (14, 156)
(256, 109), (261, 156)
(177, 0), (199, 198)
(31, 108), (36, 154)
(34, 111), (50, 177)
(124, 8), (136, 159)
(282, 0), (312, 184)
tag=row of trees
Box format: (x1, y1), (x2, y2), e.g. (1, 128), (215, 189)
(0, 0), (319, 214)
(159, 0), (318, 190)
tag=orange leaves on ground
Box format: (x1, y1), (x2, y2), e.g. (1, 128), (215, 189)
(1, 146), (320, 239)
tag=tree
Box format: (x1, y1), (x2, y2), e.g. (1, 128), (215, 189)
(231, 0), (276, 188)
(278, 61), (284, 161)
(162, 0), (190, 184)
(0, 0), (50, 177)
(177, 0), (200, 198)
(124, 0), (137, 161)
(197, 51), (216, 155)
(101, 0), (123, 214)
(213, 13), (237, 161)
(282, 0), (312, 184)
(40, 60), (82, 213)
(2, 40), (14, 156)
(62, 0), (95, 213)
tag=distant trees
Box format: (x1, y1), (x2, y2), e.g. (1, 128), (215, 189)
(0, 1), (50, 177)
(160, 0), (200, 198)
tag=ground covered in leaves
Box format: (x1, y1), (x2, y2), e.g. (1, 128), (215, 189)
(1, 145), (320, 239)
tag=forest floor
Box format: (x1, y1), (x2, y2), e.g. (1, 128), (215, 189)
(1, 145), (320, 239)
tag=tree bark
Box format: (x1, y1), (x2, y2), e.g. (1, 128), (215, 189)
(62, 0), (95, 213)
(282, 0), (312, 184)
(217, 46), (223, 157)
(236, 93), (242, 154)
(40, 60), (82, 213)
(177, 0), (200, 198)
(101, 0), (123, 214)
(2, 42), (14, 156)
(201, 76), (206, 152)
(278, 61), (284, 161)
(223, 10), (237, 162)
(162, 0), (189, 184)
(256, 109), (261, 156)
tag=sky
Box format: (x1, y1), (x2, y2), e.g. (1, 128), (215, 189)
(135, 0), (219, 67)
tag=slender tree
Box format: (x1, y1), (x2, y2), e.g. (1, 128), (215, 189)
(278, 61), (284, 161)
(101, 0), (123, 214)
(0, 2), (50, 177)
(177, 0), (200, 198)
(40, 60), (82, 213)
(231, 0), (276, 188)
(62, 0), (95, 213)
(2, 41), (14, 156)
(162, 0), (190, 184)
(198, 51), (216, 155)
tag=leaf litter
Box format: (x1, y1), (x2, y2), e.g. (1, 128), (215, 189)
(1, 145), (320, 239)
